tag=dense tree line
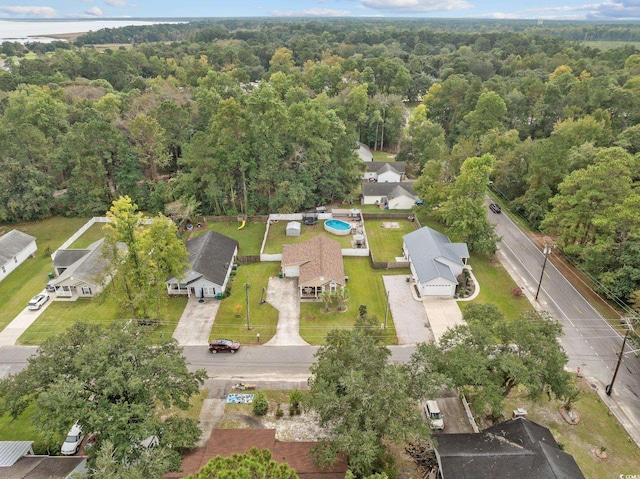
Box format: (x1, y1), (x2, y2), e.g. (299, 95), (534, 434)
(2, 19), (640, 306)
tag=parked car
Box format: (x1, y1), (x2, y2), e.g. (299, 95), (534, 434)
(424, 400), (444, 430)
(45, 280), (56, 292)
(489, 203), (502, 214)
(61, 422), (84, 455)
(415, 199), (425, 206)
(27, 293), (49, 310)
(209, 339), (240, 354)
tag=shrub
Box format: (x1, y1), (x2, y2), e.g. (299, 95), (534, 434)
(275, 403), (284, 418)
(289, 389), (303, 415)
(253, 391), (268, 416)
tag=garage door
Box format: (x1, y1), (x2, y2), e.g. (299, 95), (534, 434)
(421, 283), (454, 297)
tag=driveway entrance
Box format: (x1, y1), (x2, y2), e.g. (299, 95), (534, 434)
(383, 275), (432, 345)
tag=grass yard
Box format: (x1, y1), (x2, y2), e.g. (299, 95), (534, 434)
(299, 257), (404, 345)
(201, 220), (266, 256)
(0, 403), (54, 453)
(366, 218), (418, 262)
(69, 222), (107, 248)
(17, 288), (187, 345)
(0, 217), (90, 332)
(210, 262), (280, 344)
(372, 150), (397, 161)
(263, 221), (354, 253)
(461, 253), (534, 321)
(503, 378), (640, 479)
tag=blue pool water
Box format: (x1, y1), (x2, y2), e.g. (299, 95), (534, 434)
(325, 219), (351, 230)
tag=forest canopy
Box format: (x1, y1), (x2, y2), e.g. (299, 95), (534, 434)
(2, 18), (640, 305)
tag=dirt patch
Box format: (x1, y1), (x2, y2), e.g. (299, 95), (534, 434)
(382, 222), (400, 229)
(261, 410), (330, 442)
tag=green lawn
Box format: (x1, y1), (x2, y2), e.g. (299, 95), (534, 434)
(299, 257), (404, 345)
(503, 378), (640, 479)
(0, 217), (90, 332)
(18, 288), (187, 345)
(210, 262), (280, 344)
(0, 403), (54, 453)
(461, 254), (533, 321)
(263, 221), (354, 253)
(372, 150), (397, 162)
(202, 220), (266, 256)
(365, 219), (417, 262)
(69, 222), (107, 248)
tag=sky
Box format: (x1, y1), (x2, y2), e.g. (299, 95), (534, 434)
(1, 0), (640, 21)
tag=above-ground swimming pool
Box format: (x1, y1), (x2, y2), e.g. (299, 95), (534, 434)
(324, 219), (352, 236)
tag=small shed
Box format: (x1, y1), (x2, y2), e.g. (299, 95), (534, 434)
(286, 221), (301, 237)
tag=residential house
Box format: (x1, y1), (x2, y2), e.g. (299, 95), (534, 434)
(403, 226), (469, 297)
(49, 239), (110, 298)
(363, 161), (406, 182)
(281, 235), (345, 298)
(361, 182), (418, 210)
(356, 141), (373, 162)
(434, 417), (585, 479)
(0, 441), (86, 479)
(166, 230), (238, 298)
(0, 230), (37, 282)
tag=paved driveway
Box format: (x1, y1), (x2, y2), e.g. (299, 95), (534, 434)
(172, 296), (219, 346)
(421, 297), (464, 345)
(264, 277), (308, 346)
(0, 289), (52, 347)
(383, 275), (432, 345)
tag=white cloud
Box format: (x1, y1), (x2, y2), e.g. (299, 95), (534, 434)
(0, 6), (57, 18)
(270, 8), (353, 16)
(105, 0), (136, 6)
(355, 0), (474, 13)
(85, 6), (104, 16)
(523, 1), (640, 20)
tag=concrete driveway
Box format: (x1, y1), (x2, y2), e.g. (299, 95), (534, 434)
(0, 290), (52, 346)
(172, 296), (220, 346)
(421, 297), (464, 345)
(264, 277), (308, 346)
(383, 275), (433, 345)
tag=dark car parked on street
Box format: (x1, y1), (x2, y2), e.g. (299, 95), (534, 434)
(208, 339), (240, 354)
(489, 203), (502, 214)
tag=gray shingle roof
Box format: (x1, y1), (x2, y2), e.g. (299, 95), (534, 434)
(50, 239), (109, 288)
(52, 249), (91, 269)
(0, 230), (36, 264)
(180, 230), (238, 286)
(365, 161), (405, 175)
(361, 182), (417, 198)
(403, 227), (468, 283)
(435, 418), (585, 479)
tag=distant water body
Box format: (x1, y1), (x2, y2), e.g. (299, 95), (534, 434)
(0, 19), (179, 43)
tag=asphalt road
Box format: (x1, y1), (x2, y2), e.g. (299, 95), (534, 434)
(487, 200), (640, 443)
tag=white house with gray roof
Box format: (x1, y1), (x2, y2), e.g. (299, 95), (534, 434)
(403, 226), (469, 297)
(362, 182), (418, 209)
(0, 230), (37, 283)
(49, 238), (111, 298)
(166, 230), (238, 298)
(363, 161), (406, 182)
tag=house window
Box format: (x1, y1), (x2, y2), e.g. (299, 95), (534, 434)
(330, 282), (337, 292)
(202, 287), (215, 296)
(82, 286), (92, 295)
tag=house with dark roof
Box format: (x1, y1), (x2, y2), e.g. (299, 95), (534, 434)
(363, 161), (406, 182)
(166, 230), (238, 298)
(403, 226), (469, 297)
(361, 182), (418, 210)
(434, 417), (585, 479)
(0, 230), (37, 283)
(49, 239), (110, 298)
(281, 235), (345, 299)
(0, 441), (86, 478)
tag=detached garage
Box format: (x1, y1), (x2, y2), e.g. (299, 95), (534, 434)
(403, 227), (469, 298)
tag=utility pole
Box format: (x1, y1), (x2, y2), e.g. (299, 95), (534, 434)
(245, 281), (251, 330)
(384, 290), (390, 329)
(535, 244), (552, 300)
(606, 322), (632, 396)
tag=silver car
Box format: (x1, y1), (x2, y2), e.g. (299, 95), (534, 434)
(27, 294), (49, 310)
